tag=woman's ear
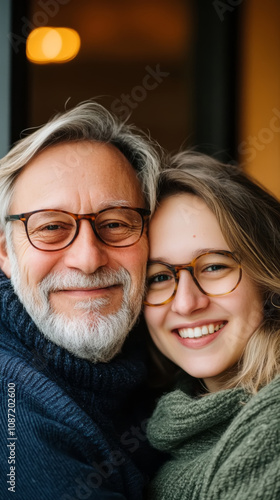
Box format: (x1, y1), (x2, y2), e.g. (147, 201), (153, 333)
(0, 232), (11, 277)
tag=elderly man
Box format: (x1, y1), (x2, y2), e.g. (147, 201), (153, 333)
(0, 102), (163, 499)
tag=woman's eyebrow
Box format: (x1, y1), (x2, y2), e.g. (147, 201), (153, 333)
(148, 248), (226, 264)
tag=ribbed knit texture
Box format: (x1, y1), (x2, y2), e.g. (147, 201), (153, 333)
(147, 375), (280, 500)
(0, 271), (162, 500)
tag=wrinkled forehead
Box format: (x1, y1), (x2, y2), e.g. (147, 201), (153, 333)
(10, 141), (145, 213)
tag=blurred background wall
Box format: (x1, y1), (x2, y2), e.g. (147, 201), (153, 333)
(239, 0), (280, 198)
(0, 1), (11, 156)
(1, 0), (279, 198)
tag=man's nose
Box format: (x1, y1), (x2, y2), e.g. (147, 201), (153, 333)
(171, 270), (210, 315)
(63, 219), (109, 274)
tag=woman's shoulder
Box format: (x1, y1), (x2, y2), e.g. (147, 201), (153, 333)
(198, 377), (280, 500)
(240, 375), (280, 421)
(147, 375), (280, 499)
(215, 375), (280, 461)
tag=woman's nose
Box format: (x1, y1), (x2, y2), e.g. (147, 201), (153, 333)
(170, 270), (210, 316)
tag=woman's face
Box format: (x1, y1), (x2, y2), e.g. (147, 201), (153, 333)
(144, 194), (263, 391)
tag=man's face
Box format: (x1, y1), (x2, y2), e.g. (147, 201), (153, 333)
(1, 141), (148, 361)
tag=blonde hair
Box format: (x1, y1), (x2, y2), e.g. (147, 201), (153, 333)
(0, 100), (162, 227)
(155, 151), (280, 394)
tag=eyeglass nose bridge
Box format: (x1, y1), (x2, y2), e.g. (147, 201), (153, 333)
(71, 213), (100, 244)
(173, 264), (207, 296)
(173, 264), (194, 276)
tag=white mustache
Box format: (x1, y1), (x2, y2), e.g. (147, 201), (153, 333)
(38, 268), (131, 295)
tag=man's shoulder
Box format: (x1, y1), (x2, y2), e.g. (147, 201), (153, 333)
(0, 345), (77, 419)
(0, 328), (94, 432)
(0, 331), (161, 500)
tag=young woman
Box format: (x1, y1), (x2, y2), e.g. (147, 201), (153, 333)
(144, 151), (280, 500)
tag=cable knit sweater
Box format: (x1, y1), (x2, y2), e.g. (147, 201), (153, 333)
(0, 271), (163, 500)
(147, 375), (280, 500)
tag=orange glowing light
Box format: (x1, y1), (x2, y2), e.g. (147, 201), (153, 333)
(26, 27), (81, 64)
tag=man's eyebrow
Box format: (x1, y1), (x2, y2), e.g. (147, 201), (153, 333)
(97, 200), (135, 209)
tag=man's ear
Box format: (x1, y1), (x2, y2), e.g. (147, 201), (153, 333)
(0, 232), (11, 278)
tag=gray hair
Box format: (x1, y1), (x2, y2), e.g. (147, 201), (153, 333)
(0, 100), (162, 228)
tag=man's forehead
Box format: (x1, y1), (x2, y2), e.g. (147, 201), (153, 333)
(23, 141), (133, 174)
(11, 141), (145, 212)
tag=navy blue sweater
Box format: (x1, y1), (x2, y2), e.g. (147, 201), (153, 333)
(0, 271), (162, 499)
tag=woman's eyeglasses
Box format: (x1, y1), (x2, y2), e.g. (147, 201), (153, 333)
(144, 251), (242, 306)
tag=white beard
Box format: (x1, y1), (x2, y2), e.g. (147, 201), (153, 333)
(7, 238), (144, 363)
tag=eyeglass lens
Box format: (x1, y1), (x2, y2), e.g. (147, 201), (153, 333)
(145, 252), (241, 305)
(26, 209), (144, 250)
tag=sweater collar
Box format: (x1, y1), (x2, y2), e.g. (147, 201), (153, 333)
(148, 374), (250, 452)
(0, 270), (147, 394)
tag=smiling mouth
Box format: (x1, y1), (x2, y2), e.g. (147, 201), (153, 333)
(177, 322), (226, 339)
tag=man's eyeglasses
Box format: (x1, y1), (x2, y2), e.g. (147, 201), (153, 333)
(5, 207), (151, 251)
(144, 251), (242, 306)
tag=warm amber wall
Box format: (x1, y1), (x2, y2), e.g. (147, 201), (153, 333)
(239, 0), (280, 199)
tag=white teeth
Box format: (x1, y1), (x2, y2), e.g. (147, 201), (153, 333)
(202, 326), (208, 336)
(194, 327), (201, 338)
(209, 324), (215, 334)
(187, 328), (194, 338)
(179, 329), (188, 339)
(178, 323), (225, 339)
